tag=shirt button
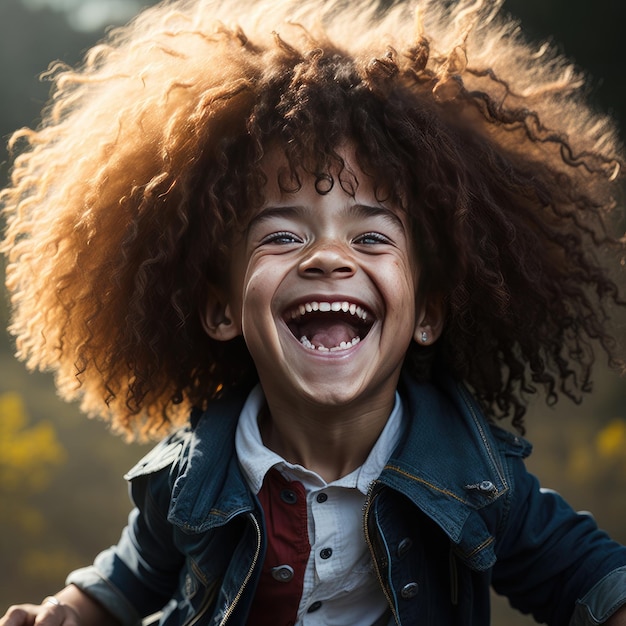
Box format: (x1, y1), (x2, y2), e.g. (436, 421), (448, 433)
(307, 601), (323, 613)
(400, 582), (419, 599)
(271, 565), (295, 582)
(319, 547), (333, 559)
(316, 492), (328, 503)
(280, 489), (298, 504)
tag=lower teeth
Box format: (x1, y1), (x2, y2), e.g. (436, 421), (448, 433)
(299, 336), (361, 351)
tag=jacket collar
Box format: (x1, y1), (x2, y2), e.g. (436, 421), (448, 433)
(380, 372), (510, 535)
(167, 372), (519, 549)
(373, 372), (517, 570)
(167, 394), (254, 533)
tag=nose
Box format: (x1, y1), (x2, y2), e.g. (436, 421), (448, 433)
(298, 240), (356, 278)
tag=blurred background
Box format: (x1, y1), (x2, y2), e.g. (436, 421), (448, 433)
(0, 0), (625, 623)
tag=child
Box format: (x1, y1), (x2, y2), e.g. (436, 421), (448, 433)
(1, 0), (625, 623)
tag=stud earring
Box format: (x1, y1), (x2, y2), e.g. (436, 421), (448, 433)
(421, 331), (428, 343)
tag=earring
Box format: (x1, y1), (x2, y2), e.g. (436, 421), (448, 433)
(420, 331), (428, 343)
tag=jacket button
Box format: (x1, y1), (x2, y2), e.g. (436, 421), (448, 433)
(271, 565), (295, 582)
(397, 538), (413, 558)
(280, 489), (298, 504)
(478, 481), (495, 493)
(400, 582), (419, 599)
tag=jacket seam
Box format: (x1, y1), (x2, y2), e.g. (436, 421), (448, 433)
(463, 535), (495, 560)
(384, 465), (470, 504)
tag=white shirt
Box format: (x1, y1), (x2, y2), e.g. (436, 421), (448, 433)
(235, 385), (403, 625)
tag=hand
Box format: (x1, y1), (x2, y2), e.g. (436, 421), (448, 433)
(1, 587), (120, 626)
(0, 598), (81, 625)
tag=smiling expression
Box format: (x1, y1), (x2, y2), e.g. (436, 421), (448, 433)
(206, 147), (437, 415)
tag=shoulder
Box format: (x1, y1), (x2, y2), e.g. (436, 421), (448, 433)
(124, 425), (193, 482)
(123, 393), (246, 482)
(432, 371), (535, 469)
(487, 423), (532, 461)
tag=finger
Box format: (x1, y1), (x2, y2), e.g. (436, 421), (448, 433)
(33, 607), (61, 626)
(33, 601), (80, 626)
(0, 604), (40, 626)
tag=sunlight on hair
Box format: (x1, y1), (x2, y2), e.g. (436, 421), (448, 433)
(3, 0), (624, 439)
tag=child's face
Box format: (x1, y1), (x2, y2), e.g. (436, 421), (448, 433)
(206, 146), (438, 412)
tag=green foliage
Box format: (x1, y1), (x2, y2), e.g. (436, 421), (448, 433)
(0, 392), (65, 494)
(0, 391), (70, 601)
(0, 355), (148, 607)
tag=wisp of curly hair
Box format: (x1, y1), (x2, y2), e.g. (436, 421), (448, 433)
(1, 0), (624, 440)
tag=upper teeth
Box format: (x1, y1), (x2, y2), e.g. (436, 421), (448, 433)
(289, 301), (368, 320)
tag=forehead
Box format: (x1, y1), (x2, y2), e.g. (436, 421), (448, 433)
(246, 146), (411, 241)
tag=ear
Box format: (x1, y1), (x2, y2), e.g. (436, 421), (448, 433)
(201, 295), (241, 342)
(413, 294), (445, 346)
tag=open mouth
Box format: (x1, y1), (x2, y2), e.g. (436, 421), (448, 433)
(284, 300), (375, 352)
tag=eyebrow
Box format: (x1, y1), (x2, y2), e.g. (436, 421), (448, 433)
(246, 203), (406, 233)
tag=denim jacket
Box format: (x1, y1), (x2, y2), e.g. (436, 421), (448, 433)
(67, 373), (626, 625)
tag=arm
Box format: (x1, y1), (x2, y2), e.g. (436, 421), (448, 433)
(0, 584), (120, 626)
(492, 453), (626, 625)
(1, 491), (179, 626)
(64, 464), (186, 624)
(570, 566), (626, 626)
(2, 435), (186, 626)
(65, 432), (192, 625)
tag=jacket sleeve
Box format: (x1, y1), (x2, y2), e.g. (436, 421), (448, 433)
(570, 567), (626, 626)
(66, 433), (188, 626)
(491, 445), (626, 626)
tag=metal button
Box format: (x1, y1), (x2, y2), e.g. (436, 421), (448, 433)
(316, 492), (328, 503)
(307, 600), (323, 613)
(280, 489), (298, 504)
(271, 565), (295, 582)
(397, 537), (413, 558)
(400, 582), (419, 599)
(319, 547), (333, 559)
(478, 481), (495, 493)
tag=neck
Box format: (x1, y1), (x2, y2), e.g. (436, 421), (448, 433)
(258, 393), (396, 483)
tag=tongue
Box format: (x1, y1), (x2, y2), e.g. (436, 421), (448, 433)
(302, 321), (356, 348)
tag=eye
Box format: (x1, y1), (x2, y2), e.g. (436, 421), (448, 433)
(261, 231), (303, 245)
(353, 232), (392, 245)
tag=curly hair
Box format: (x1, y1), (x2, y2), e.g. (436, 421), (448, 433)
(2, 0), (624, 439)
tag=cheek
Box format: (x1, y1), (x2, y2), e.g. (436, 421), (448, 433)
(384, 262), (419, 327)
(238, 262), (284, 325)
(386, 259), (418, 298)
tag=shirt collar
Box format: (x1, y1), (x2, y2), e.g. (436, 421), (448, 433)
(235, 384), (404, 495)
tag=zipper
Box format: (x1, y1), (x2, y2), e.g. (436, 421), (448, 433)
(363, 482), (400, 626)
(217, 512), (262, 626)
